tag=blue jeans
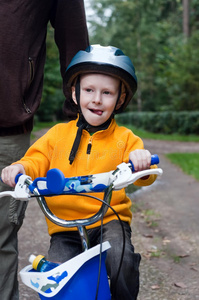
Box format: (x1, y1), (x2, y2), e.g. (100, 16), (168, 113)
(48, 220), (141, 300)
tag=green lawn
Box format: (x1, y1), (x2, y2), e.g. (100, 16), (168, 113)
(166, 153), (199, 181)
(120, 123), (199, 181)
(33, 121), (59, 132)
(121, 124), (199, 142)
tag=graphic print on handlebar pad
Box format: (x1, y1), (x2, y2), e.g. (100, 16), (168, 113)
(45, 169), (107, 195)
(28, 169), (110, 196)
(129, 154), (159, 172)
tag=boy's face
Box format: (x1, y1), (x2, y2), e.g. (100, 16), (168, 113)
(72, 73), (125, 127)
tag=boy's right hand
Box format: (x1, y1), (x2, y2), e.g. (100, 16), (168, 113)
(129, 149), (151, 172)
(1, 164), (25, 188)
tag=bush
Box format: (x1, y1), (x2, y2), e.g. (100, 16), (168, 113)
(116, 111), (199, 135)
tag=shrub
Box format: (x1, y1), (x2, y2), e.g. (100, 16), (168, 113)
(116, 111), (199, 135)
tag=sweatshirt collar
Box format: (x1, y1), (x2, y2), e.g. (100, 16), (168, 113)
(69, 114), (113, 164)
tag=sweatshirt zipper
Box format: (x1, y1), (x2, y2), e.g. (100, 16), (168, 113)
(87, 138), (92, 154)
(28, 57), (34, 85)
(23, 103), (32, 114)
(86, 137), (93, 170)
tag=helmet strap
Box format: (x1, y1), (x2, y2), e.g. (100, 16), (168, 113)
(114, 81), (122, 113)
(74, 76), (81, 110)
(69, 76), (121, 165)
(69, 113), (113, 165)
(68, 117), (85, 164)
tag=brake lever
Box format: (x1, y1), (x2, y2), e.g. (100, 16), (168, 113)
(0, 175), (32, 200)
(111, 163), (163, 190)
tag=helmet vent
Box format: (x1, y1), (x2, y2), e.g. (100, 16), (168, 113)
(114, 49), (124, 56)
(85, 45), (92, 53)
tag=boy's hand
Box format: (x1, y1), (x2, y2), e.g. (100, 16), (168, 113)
(129, 149), (151, 172)
(1, 164), (25, 188)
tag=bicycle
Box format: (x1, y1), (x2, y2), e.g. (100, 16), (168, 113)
(0, 155), (162, 300)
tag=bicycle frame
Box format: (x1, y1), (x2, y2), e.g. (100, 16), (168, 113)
(0, 161), (163, 299)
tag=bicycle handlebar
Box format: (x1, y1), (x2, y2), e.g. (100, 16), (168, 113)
(17, 154), (160, 196)
(0, 155), (163, 229)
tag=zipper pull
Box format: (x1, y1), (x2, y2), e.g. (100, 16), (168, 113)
(87, 140), (92, 154)
(23, 103), (32, 114)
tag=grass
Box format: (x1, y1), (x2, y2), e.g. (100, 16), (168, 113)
(32, 121), (60, 132)
(144, 209), (160, 228)
(119, 123), (199, 142)
(150, 249), (162, 258)
(166, 153), (199, 181)
(120, 123), (199, 181)
(172, 255), (181, 263)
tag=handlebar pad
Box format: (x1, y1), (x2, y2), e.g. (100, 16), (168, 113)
(46, 168), (65, 194)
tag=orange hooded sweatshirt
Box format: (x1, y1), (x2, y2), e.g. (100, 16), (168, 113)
(15, 118), (157, 235)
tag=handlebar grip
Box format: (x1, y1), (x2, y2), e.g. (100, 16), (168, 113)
(15, 173), (23, 184)
(151, 154), (159, 165)
(129, 154), (159, 172)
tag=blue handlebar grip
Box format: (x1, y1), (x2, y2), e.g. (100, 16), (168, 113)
(129, 154), (159, 172)
(15, 173), (23, 184)
(151, 154), (159, 165)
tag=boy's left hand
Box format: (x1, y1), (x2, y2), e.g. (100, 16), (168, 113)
(129, 149), (151, 172)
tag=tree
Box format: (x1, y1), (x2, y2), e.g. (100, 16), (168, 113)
(88, 0), (182, 111)
(36, 25), (64, 122)
(166, 31), (199, 110)
(87, 0), (199, 112)
(183, 0), (190, 38)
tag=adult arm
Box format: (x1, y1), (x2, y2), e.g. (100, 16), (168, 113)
(51, 0), (89, 77)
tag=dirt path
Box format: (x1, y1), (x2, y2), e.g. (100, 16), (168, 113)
(132, 139), (199, 300)
(18, 132), (199, 299)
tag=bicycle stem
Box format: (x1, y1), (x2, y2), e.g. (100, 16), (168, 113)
(30, 182), (113, 251)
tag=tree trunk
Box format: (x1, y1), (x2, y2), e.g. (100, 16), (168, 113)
(137, 34), (142, 111)
(183, 0), (190, 38)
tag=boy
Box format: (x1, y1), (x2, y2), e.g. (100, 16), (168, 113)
(1, 45), (157, 300)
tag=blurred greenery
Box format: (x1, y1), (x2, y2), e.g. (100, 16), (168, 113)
(118, 122), (199, 142)
(116, 111), (199, 136)
(88, 0), (199, 113)
(36, 0), (199, 137)
(166, 153), (199, 180)
(32, 121), (60, 132)
(35, 25), (65, 122)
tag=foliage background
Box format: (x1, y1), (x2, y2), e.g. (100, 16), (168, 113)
(36, 0), (199, 134)
(35, 26), (63, 122)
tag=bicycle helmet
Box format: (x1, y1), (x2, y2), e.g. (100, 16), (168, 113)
(64, 44), (137, 113)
